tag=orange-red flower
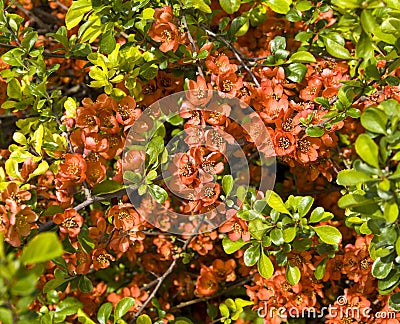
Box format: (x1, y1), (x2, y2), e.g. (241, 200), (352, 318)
(57, 153), (87, 188)
(53, 208), (84, 237)
(91, 248), (115, 270)
(1, 182), (31, 213)
(109, 204), (140, 232)
(296, 137), (321, 163)
(274, 130), (296, 156)
(149, 21), (180, 53)
(186, 76), (213, 106)
(219, 211), (250, 242)
(112, 96), (141, 127)
(195, 266), (219, 296)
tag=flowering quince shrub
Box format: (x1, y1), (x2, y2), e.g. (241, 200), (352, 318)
(1, 0), (400, 323)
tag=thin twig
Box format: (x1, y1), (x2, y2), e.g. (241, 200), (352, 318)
(38, 188), (129, 233)
(169, 276), (252, 311)
(182, 10), (204, 79)
(201, 26), (260, 87)
(131, 217), (205, 322)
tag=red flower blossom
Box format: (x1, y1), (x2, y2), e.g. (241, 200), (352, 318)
(274, 130), (296, 156)
(1, 182), (31, 213)
(53, 208), (84, 237)
(57, 153), (87, 187)
(186, 76), (213, 106)
(91, 248), (115, 270)
(219, 210), (250, 242)
(195, 266), (219, 296)
(296, 137), (321, 163)
(300, 78), (322, 101)
(112, 96), (141, 127)
(149, 21), (180, 53)
(109, 204), (140, 232)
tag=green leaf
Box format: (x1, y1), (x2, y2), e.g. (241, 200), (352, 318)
(338, 193), (376, 208)
(92, 180), (125, 196)
(183, 0), (212, 13)
(97, 303), (113, 324)
(77, 309), (96, 324)
(286, 63), (307, 83)
(57, 297), (83, 317)
(78, 275), (93, 293)
(234, 298), (253, 308)
(360, 107), (387, 134)
(389, 292), (400, 311)
(266, 190), (291, 215)
(7, 78), (22, 99)
(142, 8), (155, 19)
(270, 228), (284, 245)
(140, 63), (158, 80)
(249, 5), (268, 27)
(222, 175), (234, 196)
(355, 134), (380, 169)
(306, 126), (324, 137)
(356, 31), (373, 61)
(20, 232), (63, 265)
(324, 38), (352, 59)
(288, 51), (316, 63)
(99, 29), (116, 55)
(219, 303), (230, 318)
(283, 227), (296, 243)
(310, 207), (333, 223)
(28, 160), (49, 180)
(219, 0), (241, 14)
(248, 219), (270, 240)
(337, 169), (373, 186)
(372, 257), (392, 279)
(315, 258), (328, 280)
(43, 269), (73, 293)
(137, 314), (152, 324)
(229, 16), (247, 37)
(286, 263), (301, 285)
(378, 270), (400, 293)
(270, 36), (286, 53)
(66, 0), (92, 30)
(298, 196), (314, 217)
(257, 250), (274, 279)
(0, 308), (13, 324)
(296, 0), (313, 10)
(32, 124), (44, 155)
(286, 9), (302, 22)
(384, 202), (399, 223)
(244, 243), (261, 266)
(313, 225), (342, 245)
(2, 48), (24, 67)
(114, 297), (135, 322)
(332, 0), (362, 8)
(264, 0), (292, 14)
(149, 184), (168, 204)
(21, 31), (38, 51)
(222, 237), (248, 254)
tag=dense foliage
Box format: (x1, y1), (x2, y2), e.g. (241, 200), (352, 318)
(0, 0), (400, 323)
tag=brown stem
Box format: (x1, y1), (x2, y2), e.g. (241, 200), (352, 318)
(130, 216), (205, 322)
(169, 276), (252, 311)
(182, 10), (205, 79)
(201, 26), (260, 87)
